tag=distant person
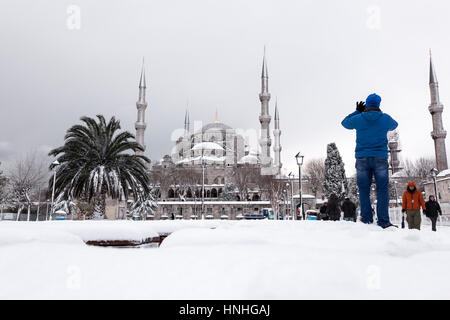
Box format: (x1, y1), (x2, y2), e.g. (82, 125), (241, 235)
(326, 193), (341, 221)
(341, 197), (356, 222)
(319, 202), (329, 220)
(402, 182), (426, 230)
(341, 93), (398, 228)
(425, 195), (442, 232)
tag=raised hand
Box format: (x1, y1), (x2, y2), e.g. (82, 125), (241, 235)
(356, 101), (366, 113)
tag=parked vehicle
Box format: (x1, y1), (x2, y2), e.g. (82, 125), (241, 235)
(262, 208), (273, 219)
(54, 210), (67, 221)
(305, 210), (319, 221)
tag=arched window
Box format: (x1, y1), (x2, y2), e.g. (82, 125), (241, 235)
(211, 188), (218, 198)
(186, 188), (192, 198)
(168, 189), (175, 198)
(206, 190), (211, 198)
(252, 194), (260, 201)
(195, 189), (200, 198)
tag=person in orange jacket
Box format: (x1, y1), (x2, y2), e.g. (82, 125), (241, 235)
(402, 182), (426, 230)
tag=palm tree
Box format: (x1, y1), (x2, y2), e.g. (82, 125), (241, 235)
(48, 115), (150, 219)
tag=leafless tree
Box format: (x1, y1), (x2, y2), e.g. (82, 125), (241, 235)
(403, 157), (435, 180)
(150, 167), (177, 200)
(7, 153), (47, 221)
(231, 164), (259, 201)
(304, 158), (325, 199)
(175, 167), (201, 200)
(256, 174), (285, 219)
(0, 162), (12, 219)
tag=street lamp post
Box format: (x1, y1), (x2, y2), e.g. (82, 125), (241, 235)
(49, 160), (60, 221)
(288, 172), (295, 220)
(393, 181), (399, 207)
(201, 159), (206, 220)
(285, 183), (290, 220)
(295, 152), (305, 221)
(430, 168), (439, 203)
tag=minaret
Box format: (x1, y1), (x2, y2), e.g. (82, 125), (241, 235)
(259, 48), (272, 172)
(428, 51), (448, 171)
(184, 109), (190, 133)
(273, 99), (282, 175)
(388, 130), (402, 174)
(182, 110), (191, 159)
(135, 58), (147, 156)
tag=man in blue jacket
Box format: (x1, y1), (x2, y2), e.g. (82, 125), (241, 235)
(341, 93), (398, 228)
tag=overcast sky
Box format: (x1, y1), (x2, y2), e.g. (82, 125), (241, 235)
(1, 0), (449, 175)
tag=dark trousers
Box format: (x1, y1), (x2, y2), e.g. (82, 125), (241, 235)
(429, 216), (438, 232)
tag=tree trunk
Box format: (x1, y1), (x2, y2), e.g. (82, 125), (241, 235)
(27, 204), (31, 221)
(93, 192), (106, 219)
(16, 205), (23, 221)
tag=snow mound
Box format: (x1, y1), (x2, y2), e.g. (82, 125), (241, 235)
(0, 223), (83, 246)
(0, 221), (159, 244)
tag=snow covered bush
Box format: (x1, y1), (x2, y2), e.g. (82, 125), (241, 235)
(129, 191), (158, 220)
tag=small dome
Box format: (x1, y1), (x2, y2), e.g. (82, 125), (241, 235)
(239, 154), (259, 164)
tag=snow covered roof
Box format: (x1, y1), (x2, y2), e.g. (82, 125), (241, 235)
(176, 155), (226, 164)
(158, 201), (271, 205)
(392, 170), (408, 178)
(191, 142), (224, 151)
(293, 194), (315, 199)
(438, 169), (450, 177)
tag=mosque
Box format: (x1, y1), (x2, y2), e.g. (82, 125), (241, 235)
(121, 51), (296, 220)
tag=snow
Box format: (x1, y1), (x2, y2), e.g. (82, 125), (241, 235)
(1, 220), (450, 299)
(0, 221), (159, 242)
(191, 142), (224, 151)
(437, 169), (450, 177)
(392, 170), (408, 178)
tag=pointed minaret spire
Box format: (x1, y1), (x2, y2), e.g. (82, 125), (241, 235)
(273, 98), (282, 175)
(135, 57), (148, 156)
(428, 51), (448, 171)
(430, 49), (438, 85)
(274, 98), (279, 126)
(258, 47), (272, 172)
(139, 57), (146, 89)
(261, 46), (269, 93)
(184, 109), (189, 131)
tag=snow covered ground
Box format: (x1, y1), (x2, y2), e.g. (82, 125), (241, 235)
(1, 220), (450, 299)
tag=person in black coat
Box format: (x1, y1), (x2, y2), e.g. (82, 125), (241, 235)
(425, 195), (442, 231)
(341, 198), (357, 222)
(319, 202), (329, 220)
(326, 193), (341, 221)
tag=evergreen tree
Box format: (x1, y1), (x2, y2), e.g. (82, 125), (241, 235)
(347, 177), (359, 206)
(323, 143), (348, 199)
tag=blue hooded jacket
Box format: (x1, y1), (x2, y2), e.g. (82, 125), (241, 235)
(341, 110), (398, 159)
